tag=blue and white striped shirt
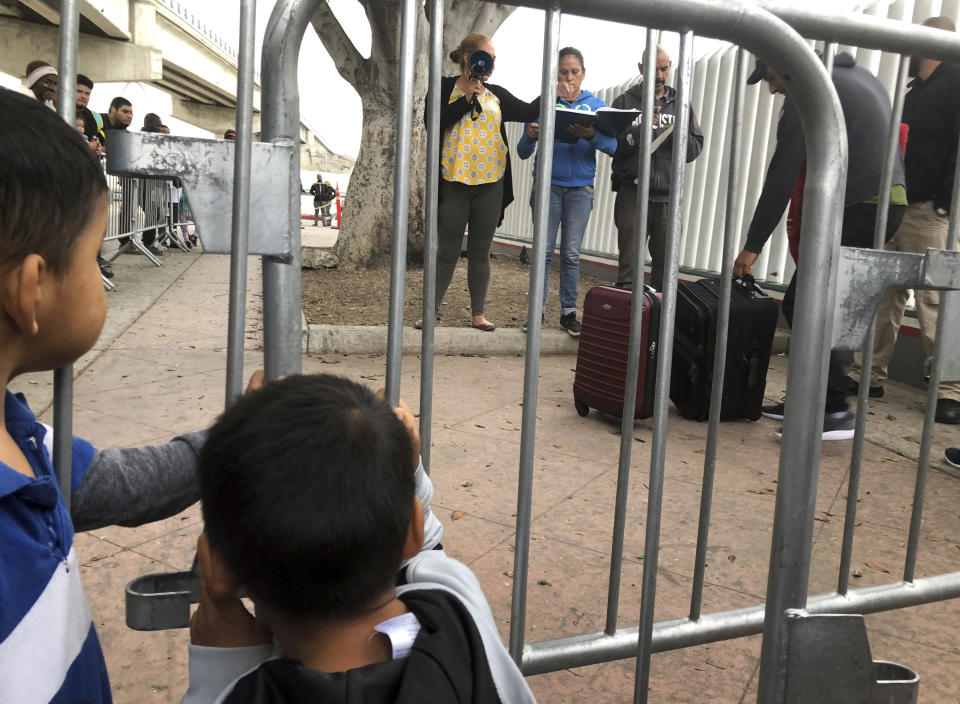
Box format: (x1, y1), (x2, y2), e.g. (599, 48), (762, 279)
(0, 391), (111, 704)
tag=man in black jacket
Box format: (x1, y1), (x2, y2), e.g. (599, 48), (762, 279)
(309, 174), (336, 227)
(861, 16), (960, 424)
(610, 46), (704, 289)
(733, 53), (906, 439)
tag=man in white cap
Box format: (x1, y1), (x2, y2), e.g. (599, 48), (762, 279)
(18, 60), (58, 110)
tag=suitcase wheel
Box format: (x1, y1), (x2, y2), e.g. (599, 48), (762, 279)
(574, 399), (590, 417)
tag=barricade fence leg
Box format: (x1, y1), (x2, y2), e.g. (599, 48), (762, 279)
(419, 0), (444, 474)
(508, 5), (561, 664)
(52, 0), (81, 505)
(383, 0), (418, 406)
(904, 121), (960, 582)
(635, 29), (694, 704)
(605, 28), (658, 636)
(840, 53), (909, 596)
(689, 47), (748, 621)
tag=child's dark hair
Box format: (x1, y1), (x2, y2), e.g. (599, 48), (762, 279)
(0, 90), (106, 274)
(199, 374), (416, 622)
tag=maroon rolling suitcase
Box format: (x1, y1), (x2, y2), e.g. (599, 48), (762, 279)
(573, 284), (661, 419)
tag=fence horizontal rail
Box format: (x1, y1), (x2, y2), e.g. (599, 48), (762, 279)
(521, 572), (960, 676)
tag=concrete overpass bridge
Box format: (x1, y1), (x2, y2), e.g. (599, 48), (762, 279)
(0, 0), (352, 172)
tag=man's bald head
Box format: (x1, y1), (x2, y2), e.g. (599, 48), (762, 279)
(640, 45), (672, 97)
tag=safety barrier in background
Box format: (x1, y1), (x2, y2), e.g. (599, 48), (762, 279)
(102, 170), (193, 270)
(45, 0), (960, 701)
(499, 0), (957, 292)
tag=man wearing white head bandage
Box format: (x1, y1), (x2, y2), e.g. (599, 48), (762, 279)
(18, 60), (58, 110)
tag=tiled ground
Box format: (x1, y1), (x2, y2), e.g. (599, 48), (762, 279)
(13, 247), (960, 703)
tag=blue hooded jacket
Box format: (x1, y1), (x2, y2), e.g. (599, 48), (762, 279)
(516, 89), (617, 187)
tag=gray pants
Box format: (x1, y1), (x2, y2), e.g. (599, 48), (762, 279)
(435, 178), (504, 316)
(614, 186), (670, 290)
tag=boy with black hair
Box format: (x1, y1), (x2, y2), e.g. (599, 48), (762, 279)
(182, 374), (534, 704)
(0, 90), (220, 702)
(76, 73), (104, 144)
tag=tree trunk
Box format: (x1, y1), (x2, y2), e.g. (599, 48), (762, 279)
(311, 1), (515, 267)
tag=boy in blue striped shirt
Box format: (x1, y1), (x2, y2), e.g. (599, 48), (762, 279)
(0, 90), (216, 702)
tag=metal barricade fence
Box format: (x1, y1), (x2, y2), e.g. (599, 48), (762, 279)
(102, 164), (187, 262)
(416, 1), (960, 702)
(43, 0), (960, 702)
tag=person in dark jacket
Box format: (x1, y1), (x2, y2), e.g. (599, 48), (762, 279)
(861, 16), (960, 424)
(610, 46), (704, 289)
(516, 47), (617, 336)
(732, 53), (907, 439)
(421, 33), (540, 332)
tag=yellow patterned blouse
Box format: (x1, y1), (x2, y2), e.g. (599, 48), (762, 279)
(441, 84), (508, 185)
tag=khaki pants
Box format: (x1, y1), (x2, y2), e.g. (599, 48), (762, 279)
(867, 201), (960, 401)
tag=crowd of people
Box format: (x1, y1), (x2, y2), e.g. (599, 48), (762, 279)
(421, 28), (956, 453)
(2, 20), (959, 704)
(12, 58), (211, 276)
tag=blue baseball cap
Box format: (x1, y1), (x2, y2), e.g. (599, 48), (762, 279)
(747, 59), (768, 85)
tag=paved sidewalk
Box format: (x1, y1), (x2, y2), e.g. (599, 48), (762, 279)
(17, 248), (960, 703)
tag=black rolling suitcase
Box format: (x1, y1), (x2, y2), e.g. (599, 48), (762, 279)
(573, 284), (661, 419)
(669, 276), (779, 421)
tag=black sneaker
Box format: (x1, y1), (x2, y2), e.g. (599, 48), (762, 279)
(843, 375), (883, 398)
(559, 312), (581, 337)
(936, 398), (960, 424)
(946, 447), (960, 470)
(521, 314), (544, 334)
(760, 401), (786, 420)
(776, 410), (855, 441)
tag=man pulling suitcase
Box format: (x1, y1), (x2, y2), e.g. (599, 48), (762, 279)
(732, 53), (906, 440)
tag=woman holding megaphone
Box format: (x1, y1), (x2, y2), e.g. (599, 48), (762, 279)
(419, 33), (540, 332)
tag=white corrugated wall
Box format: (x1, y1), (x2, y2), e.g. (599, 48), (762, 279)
(496, 0), (957, 287)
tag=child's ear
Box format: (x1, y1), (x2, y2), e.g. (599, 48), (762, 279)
(197, 533), (242, 600)
(0, 255), (45, 336)
(402, 498), (426, 561)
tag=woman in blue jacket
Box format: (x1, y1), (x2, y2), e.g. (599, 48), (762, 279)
(517, 47), (617, 336)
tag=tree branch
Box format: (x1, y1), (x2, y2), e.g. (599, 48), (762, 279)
(361, 0), (398, 64)
(441, 1), (514, 59)
(469, 3), (514, 37)
(310, 2), (365, 89)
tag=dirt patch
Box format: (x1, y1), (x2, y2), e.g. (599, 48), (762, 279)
(302, 253), (612, 331)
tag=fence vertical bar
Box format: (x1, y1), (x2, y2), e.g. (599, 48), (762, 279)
(508, 4), (561, 664)
(689, 47), (748, 621)
(634, 30), (694, 704)
(261, 0), (319, 380)
(823, 41), (837, 73)
(383, 0), (418, 406)
(839, 53), (908, 595)
(53, 0), (81, 508)
(225, 0), (256, 405)
(604, 30), (658, 636)
(418, 0), (443, 473)
(904, 130), (960, 582)
(756, 46), (847, 704)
